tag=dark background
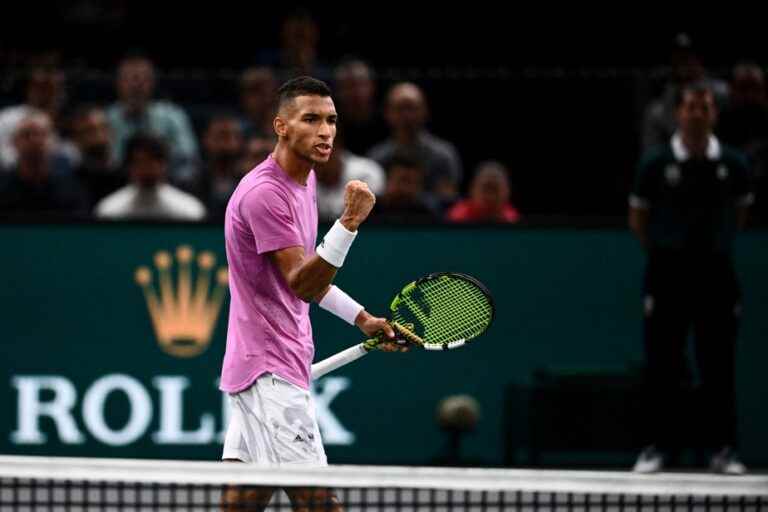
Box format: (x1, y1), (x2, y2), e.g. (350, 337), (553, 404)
(4, 7), (767, 217)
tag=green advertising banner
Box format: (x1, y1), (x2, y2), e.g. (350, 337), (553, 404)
(1, 224), (766, 466)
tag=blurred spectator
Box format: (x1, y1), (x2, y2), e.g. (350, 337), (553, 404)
(314, 136), (385, 221)
(278, 10), (327, 79)
(0, 112), (87, 215)
(718, 62), (768, 223)
(239, 67), (278, 139)
(447, 161), (520, 223)
(106, 55), (199, 187)
(95, 134), (205, 221)
(0, 65), (77, 170)
(641, 33), (728, 151)
(197, 115), (245, 220)
(70, 106), (125, 209)
(334, 59), (387, 155)
(238, 134), (275, 175)
(251, 10), (328, 78)
(368, 82), (462, 206)
(370, 153), (438, 223)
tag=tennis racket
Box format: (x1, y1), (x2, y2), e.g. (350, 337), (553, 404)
(311, 272), (494, 379)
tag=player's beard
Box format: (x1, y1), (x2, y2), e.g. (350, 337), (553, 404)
(296, 148), (318, 165)
(295, 143), (326, 166)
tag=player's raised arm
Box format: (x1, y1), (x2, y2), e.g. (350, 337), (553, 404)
(268, 179), (375, 301)
(269, 179), (396, 340)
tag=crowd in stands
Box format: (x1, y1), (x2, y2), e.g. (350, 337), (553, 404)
(0, 54), (519, 224)
(0, 21), (765, 225)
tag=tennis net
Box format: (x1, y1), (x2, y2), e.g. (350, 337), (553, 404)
(1, 455), (766, 511)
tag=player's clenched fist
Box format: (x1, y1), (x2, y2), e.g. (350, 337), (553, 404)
(340, 180), (375, 231)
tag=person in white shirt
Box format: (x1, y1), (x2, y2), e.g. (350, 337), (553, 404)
(95, 134), (206, 221)
(314, 137), (385, 221)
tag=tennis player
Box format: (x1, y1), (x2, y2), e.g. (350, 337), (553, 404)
(219, 76), (404, 510)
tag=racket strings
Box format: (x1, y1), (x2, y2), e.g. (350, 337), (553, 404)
(394, 278), (492, 344)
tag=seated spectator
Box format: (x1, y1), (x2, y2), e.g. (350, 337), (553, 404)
(368, 82), (462, 207)
(641, 33), (728, 151)
(0, 65), (77, 171)
(251, 10), (328, 79)
(95, 134), (205, 221)
(334, 59), (387, 155)
(239, 67), (278, 139)
(717, 62), (768, 223)
(106, 55), (199, 187)
(447, 161), (520, 223)
(278, 10), (329, 79)
(315, 136), (385, 221)
(197, 115), (245, 220)
(0, 112), (87, 215)
(70, 106), (125, 209)
(238, 134), (276, 175)
(370, 153), (438, 223)
(719, 63), (768, 147)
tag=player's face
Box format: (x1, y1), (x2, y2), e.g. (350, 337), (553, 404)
(280, 95), (337, 164)
(677, 91), (716, 137)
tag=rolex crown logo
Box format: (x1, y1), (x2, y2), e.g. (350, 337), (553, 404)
(134, 245), (228, 358)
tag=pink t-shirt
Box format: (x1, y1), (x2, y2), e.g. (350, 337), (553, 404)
(220, 155), (318, 392)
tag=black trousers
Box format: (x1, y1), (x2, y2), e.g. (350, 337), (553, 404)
(642, 249), (741, 453)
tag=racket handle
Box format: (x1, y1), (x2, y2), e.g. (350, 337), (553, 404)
(311, 343), (368, 380)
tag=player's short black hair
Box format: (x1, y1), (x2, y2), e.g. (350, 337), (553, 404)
(277, 76), (332, 110)
(125, 133), (168, 165)
(675, 81), (714, 107)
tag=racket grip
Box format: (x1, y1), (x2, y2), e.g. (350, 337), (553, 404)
(311, 343), (368, 380)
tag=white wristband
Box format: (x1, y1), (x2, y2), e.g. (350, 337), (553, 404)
(318, 285), (365, 325)
(316, 219), (357, 268)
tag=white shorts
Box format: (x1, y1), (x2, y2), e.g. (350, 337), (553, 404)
(222, 373), (327, 466)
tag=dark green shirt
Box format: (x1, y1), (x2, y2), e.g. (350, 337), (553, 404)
(630, 135), (752, 253)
